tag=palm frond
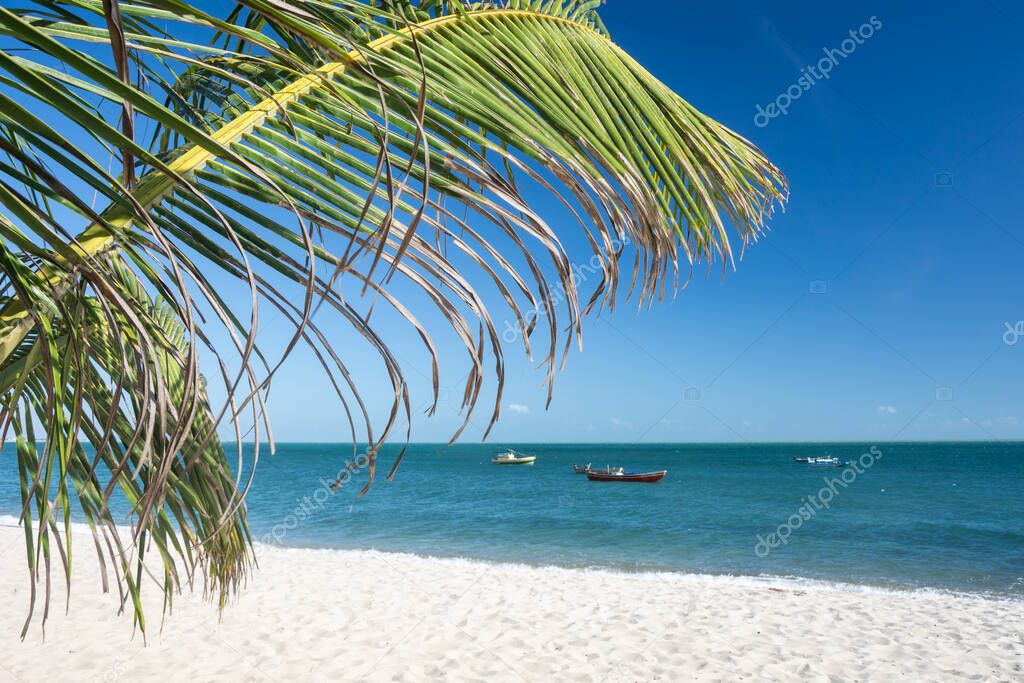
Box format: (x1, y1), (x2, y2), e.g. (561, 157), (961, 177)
(0, 0), (786, 634)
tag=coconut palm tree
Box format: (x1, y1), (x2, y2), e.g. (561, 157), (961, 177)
(0, 0), (786, 635)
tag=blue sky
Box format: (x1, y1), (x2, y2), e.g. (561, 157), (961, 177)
(245, 1), (1024, 443)
(7, 1), (1020, 444)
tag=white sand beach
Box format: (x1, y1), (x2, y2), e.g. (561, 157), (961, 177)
(0, 525), (1021, 682)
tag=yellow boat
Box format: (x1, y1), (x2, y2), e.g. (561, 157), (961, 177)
(491, 450), (536, 465)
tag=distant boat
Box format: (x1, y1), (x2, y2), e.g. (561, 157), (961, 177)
(793, 456), (844, 467)
(586, 469), (666, 483)
(491, 450), (536, 465)
(572, 463), (624, 475)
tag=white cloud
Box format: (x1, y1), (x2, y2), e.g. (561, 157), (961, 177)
(508, 403), (530, 415)
(611, 417), (633, 429)
(876, 405), (898, 415)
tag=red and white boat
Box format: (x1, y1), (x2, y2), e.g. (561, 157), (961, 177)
(586, 469), (667, 483)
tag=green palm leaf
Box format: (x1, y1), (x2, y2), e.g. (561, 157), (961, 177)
(0, 0), (787, 634)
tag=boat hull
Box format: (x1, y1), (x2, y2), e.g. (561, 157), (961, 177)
(492, 457), (536, 465)
(586, 470), (666, 483)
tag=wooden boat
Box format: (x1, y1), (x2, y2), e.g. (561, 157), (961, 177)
(586, 469), (666, 483)
(491, 450), (536, 465)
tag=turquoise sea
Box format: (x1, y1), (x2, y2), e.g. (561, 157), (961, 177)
(2, 441), (1022, 597)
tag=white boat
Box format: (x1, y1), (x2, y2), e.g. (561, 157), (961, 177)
(793, 456), (844, 466)
(491, 450), (536, 465)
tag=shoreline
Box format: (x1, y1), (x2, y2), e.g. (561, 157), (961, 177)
(1, 526), (1021, 681)
(3, 517), (1019, 603)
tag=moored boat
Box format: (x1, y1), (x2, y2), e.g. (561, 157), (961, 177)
(794, 456), (844, 467)
(491, 450), (536, 465)
(586, 469), (666, 483)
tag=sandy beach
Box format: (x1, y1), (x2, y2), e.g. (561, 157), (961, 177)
(0, 525), (1020, 682)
